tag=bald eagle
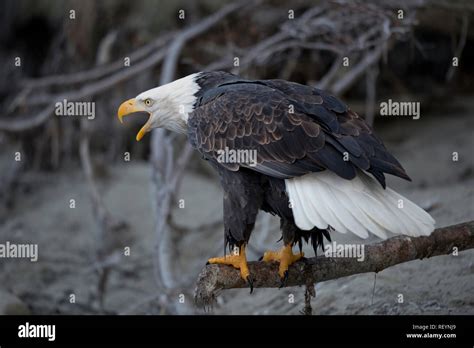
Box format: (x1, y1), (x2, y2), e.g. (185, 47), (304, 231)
(118, 71), (435, 290)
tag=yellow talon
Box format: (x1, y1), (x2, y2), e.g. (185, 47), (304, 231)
(262, 244), (304, 279)
(208, 245), (251, 285)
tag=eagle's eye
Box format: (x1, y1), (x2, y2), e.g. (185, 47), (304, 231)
(144, 98), (153, 107)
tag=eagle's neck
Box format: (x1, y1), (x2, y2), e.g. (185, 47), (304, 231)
(152, 73), (202, 134)
(153, 71), (236, 134)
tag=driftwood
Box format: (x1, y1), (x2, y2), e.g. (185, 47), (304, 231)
(149, 1), (249, 293)
(194, 220), (474, 306)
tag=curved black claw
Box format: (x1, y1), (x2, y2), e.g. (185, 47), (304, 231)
(205, 261), (210, 266)
(279, 270), (289, 289)
(258, 256), (263, 261)
(247, 275), (255, 294)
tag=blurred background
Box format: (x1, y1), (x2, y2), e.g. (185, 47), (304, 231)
(0, 0), (473, 315)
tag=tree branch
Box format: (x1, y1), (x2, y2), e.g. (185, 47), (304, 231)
(20, 31), (174, 89)
(149, 0), (251, 295)
(160, 0), (249, 84)
(194, 220), (474, 306)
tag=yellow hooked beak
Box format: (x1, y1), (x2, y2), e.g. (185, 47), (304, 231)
(117, 98), (151, 141)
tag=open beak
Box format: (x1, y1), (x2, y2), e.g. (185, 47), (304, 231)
(117, 98), (151, 141)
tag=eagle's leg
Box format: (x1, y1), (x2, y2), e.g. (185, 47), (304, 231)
(262, 244), (304, 286)
(207, 168), (262, 293)
(207, 245), (253, 291)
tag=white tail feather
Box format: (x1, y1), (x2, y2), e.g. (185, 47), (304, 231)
(285, 171), (435, 239)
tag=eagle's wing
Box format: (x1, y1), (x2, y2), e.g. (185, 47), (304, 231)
(188, 81), (409, 188)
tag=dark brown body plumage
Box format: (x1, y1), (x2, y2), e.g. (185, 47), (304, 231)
(188, 71), (409, 252)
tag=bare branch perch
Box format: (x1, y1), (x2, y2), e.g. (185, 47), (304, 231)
(194, 220), (474, 306)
